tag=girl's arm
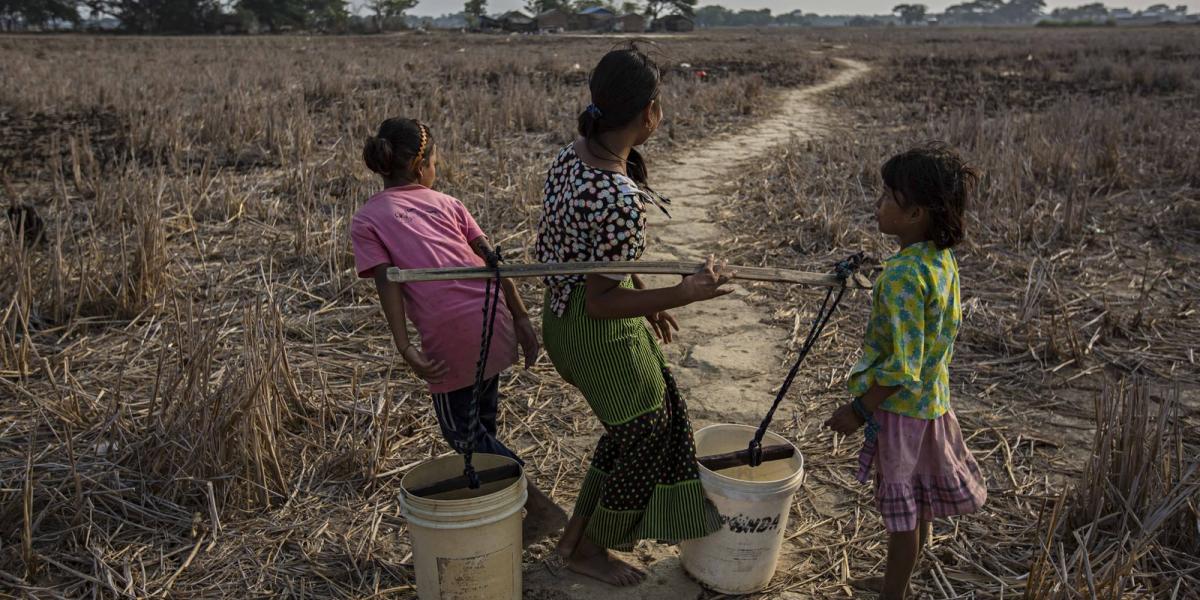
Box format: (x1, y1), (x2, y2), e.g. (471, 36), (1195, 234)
(826, 265), (925, 435)
(825, 385), (899, 435)
(468, 236), (530, 320)
(584, 256), (735, 320)
(631, 273), (680, 343)
(469, 236), (540, 367)
(500, 279), (529, 319)
(584, 274), (687, 319)
(372, 266), (449, 383)
(859, 384), (902, 412)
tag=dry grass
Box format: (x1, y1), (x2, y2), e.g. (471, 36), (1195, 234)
(2, 27), (1198, 598)
(0, 31), (837, 597)
(1028, 380), (1198, 598)
(717, 27), (1200, 599)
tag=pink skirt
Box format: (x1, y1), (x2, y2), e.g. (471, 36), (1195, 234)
(856, 409), (987, 533)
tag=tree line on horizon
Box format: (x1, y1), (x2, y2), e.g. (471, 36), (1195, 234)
(0, 0), (408, 32)
(519, 0), (693, 19)
(0, 0), (1192, 33)
(0, 0), (695, 32)
(693, 0), (1192, 26)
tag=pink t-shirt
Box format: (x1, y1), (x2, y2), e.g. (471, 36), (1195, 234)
(350, 184), (517, 393)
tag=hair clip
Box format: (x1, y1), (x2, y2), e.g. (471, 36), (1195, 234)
(586, 104), (602, 118)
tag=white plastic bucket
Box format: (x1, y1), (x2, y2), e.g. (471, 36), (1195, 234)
(399, 453), (527, 600)
(680, 423), (805, 594)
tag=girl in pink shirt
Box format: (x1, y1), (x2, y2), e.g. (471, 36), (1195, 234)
(351, 117), (566, 542)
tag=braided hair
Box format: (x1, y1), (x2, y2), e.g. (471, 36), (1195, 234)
(363, 118), (432, 182)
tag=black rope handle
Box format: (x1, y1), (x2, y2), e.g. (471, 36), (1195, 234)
(463, 244), (505, 489)
(747, 252), (865, 467)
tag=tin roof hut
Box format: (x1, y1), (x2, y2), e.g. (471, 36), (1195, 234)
(579, 5), (615, 29)
(476, 14), (501, 30)
(498, 10), (536, 32)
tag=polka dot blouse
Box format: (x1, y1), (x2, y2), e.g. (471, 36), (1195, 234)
(536, 144), (669, 318)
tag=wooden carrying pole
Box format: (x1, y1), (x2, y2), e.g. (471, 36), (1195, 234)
(388, 261), (872, 289)
(399, 259), (861, 498)
(407, 444), (798, 497)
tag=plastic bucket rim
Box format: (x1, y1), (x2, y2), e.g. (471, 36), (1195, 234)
(398, 453), (527, 520)
(399, 482), (526, 518)
(399, 452), (522, 498)
(694, 423), (804, 489)
(399, 475), (526, 510)
(683, 424), (804, 595)
(400, 485), (528, 530)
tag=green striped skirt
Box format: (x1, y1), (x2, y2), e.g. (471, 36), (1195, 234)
(542, 284), (719, 551)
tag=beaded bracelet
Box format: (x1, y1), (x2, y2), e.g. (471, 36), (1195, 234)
(851, 398), (882, 442)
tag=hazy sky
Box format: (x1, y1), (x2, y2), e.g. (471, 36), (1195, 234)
(403, 0), (1199, 16)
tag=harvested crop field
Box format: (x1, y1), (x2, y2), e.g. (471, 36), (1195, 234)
(2, 28), (1198, 599)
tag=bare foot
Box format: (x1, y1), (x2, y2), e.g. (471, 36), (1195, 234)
(850, 576), (915, 598)
(849, 576), (884, 593)
(565, 542), (647, 587)
(555, 512), (587, 559)
(523, 486), (568, 544)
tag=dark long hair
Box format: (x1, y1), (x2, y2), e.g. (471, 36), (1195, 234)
(578, 43), (661, 186)
(362, 118), (432, 181)
(881, 142), (980, 249)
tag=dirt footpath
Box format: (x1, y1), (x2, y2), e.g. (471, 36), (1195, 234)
(646, 58), (870, 427)
(524, 58), (871, 599)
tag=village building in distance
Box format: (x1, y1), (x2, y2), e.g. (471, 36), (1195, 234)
(474, 8), (677, 34)
(650, 14), (695, 31)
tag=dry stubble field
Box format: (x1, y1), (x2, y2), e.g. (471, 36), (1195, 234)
(0, 28), (1197, 598)
(720, 27), (1200, 599)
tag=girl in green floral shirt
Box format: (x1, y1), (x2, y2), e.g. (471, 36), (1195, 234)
(825, 143), (988, 600)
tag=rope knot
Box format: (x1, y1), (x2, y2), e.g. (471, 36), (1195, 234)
(463, 460), (481, 490)
(833, 252), (865, 282)
(484, 244), (503, 270)
(746, 439), (763, 468)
